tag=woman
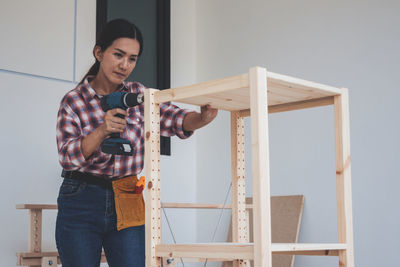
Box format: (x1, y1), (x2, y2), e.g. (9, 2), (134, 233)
(56, 19), (217, 267)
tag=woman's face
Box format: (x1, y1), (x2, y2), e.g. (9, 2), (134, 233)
(95, 37), (140, 86)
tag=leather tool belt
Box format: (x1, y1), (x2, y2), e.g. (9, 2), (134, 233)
(61, 170), (145, 231)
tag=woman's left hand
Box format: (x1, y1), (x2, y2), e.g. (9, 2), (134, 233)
(200, 104), (218, 124)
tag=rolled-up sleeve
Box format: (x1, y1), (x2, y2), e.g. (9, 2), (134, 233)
(159, 102), (194, 139)
(56, 104), (91, 170)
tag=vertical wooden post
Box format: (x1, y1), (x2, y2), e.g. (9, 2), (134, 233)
(29, 209), (42, 267)
(231, 111), (250, 267)
(334, 88), (355, 267)
(249, 67), (271, 267)
(145, 89), (162, 267)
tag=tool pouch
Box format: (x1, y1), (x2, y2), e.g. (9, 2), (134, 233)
(112, 176), (145, 231)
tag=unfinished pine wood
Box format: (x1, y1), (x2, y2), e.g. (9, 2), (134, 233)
(29, 209), (42, 253)
(143, 66), (354, 267)
(155, 243), (346, 259)
(238, 96), (334, 117)
(153, 70), (340, 112)
(145, 89), (162, 267)
(249, 67), (271, 267)
(334, 88), (355, 267)
(16, 204), (57, 210)
(162, 257), (176, 266)
(231, 111), (250, 267)
(161, 202), (253, 210)
(225, 195), (304, 267)
(17, 251), (107, 266)
(41, 256), (57, 267)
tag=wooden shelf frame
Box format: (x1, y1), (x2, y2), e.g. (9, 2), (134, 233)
(144, 66), (355, 267)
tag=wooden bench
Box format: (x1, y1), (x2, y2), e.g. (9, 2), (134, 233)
(15, 204), (107, 267)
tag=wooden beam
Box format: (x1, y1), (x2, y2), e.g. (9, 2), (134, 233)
(231, 111), (250, 267)
(334, 88), (355, 267)
(249, 67), (271, 267)
(29, 209), (42, 254)
(156, 243), (253, 260)
(267, 71), (342, 95)
(17, 252), (106, 266)
(154, 74), (249, 104)
(155, 243), (347, 260)
(145, 89), (162, 267)
(161, 202), (253, 210)
(16, 204), (58, 210)
(238, 96), (334, 117)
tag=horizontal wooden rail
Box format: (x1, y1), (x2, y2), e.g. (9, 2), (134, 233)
(16, 204), (58, 210)
(155, 74), (249, 104)
(239, 96), (334, 117)
(162, 202), (253, 209)
(17, 251), (107, 266)
(267, 71), (342, 95)
(156, 243), (347, 260)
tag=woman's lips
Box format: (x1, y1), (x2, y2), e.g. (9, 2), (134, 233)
(114, 72), (125, 78)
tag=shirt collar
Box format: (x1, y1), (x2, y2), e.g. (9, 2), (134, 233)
(81, 76), (129, 103)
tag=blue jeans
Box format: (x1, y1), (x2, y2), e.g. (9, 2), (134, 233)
(56, 178), (145, 267)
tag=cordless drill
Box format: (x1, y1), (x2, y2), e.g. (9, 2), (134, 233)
(100, 92), (144, 155)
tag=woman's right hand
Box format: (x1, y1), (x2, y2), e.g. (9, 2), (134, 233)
(101, 108), (127, 137)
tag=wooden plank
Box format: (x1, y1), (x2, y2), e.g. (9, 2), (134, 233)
(145, 89), (162, 267)
(153, 70), (340, 112)
(154, 74), (249, 104)
(17, 252), (106, 266)
(267, 71), (342, 96)
(231, 111), (250, 267)
(155, 243), (346, 259)
(16, 204), (57, 210)
(156, 243), (254, 260)
(238, 96), (334, 117)
(249, 67), (271, 267)
(161, 202), (253, 210)
(334, 88), (355, 267)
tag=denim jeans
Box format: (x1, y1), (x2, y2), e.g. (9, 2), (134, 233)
(56, 178), (145, 267)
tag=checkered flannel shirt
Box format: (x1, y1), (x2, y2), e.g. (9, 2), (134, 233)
(56, 76), (193, 178)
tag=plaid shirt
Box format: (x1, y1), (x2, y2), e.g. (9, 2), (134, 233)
(56, 76), (193, 178)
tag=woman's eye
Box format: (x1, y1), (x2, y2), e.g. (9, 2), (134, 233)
(130, 57), (137, 62)
(114, 53), (123, 58)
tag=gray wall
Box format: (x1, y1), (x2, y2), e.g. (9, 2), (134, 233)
(0, 1), (96, 266)
(0, 1), (198, 266)
(194, 0), (400, 267)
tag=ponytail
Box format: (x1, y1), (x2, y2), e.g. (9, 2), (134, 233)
(79, 60), (100, 84)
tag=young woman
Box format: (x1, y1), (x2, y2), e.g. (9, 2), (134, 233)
(56, 19), (217, 267)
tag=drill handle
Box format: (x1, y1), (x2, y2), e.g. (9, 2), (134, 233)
(109, 112), (126, 138)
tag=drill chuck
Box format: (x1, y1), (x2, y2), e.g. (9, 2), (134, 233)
(101, 92), (144, 112)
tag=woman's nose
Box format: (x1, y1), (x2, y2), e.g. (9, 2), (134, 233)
(120, 58), (129, 70)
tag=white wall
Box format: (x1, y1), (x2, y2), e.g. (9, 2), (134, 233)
(0, 1), (199, 266)
(162, 0), (198, 249)
(0, 1), (96, 266)
(194, 1), (400, 267)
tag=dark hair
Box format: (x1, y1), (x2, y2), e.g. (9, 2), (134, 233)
(80, 18), (144, 84)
